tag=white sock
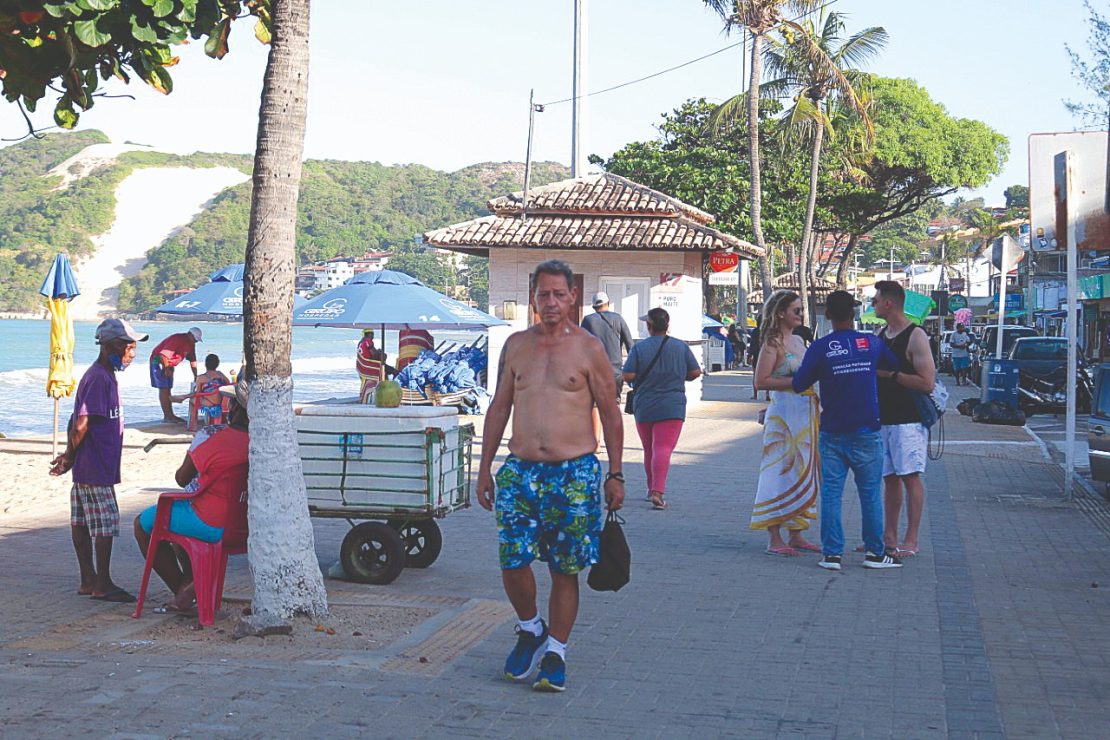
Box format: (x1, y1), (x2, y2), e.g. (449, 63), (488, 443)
(545, 636), (567, 659)
(518, 615), (544, 637)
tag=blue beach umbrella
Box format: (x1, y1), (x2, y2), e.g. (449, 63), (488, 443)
(293, 270), (506, 330)
(40, 252), (81, 301)
(702, 315), (725, 329)
(155, 264), (307, 316)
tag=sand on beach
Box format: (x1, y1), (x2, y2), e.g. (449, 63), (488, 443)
(68, 165), (249, 320)
(0, 423), (194, 525)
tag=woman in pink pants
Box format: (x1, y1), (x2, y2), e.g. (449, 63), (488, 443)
(622, 307), (702, 510)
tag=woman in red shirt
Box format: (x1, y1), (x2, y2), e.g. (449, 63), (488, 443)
(133, 384), (249, 613)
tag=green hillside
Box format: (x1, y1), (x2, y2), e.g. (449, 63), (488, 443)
(0, 130), (568, 312)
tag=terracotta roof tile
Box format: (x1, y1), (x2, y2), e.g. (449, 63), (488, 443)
(425, 213), (762, 257)
(487, 172), (717, 224)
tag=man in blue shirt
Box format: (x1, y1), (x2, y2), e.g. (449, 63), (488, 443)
(792, 291), (903, 570)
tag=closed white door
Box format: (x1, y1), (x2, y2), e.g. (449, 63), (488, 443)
(599, 277), (651, 339)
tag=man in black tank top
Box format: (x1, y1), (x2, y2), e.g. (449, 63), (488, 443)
(872, 281), (937, 558)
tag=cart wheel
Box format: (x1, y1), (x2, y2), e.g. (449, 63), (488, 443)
(340, 522), (406, 585)
(390, 519), (443, 568)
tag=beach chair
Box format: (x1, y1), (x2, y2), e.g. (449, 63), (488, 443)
(133, 490), (248, 627)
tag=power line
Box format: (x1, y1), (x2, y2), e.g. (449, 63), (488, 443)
(539, 41), (744, 107)
(537, 0), (840, 108)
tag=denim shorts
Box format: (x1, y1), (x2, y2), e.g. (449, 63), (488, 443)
(495, 453), (602, 575)
(138, 499), (223, 543)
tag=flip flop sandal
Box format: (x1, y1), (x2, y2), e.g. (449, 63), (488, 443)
(765, 546), (800, 557)
(894, 548), (919, 558)
(649, 494), (668, 510)
(90, 588), (137, 603)
(791, 542), (822, 553)
(153, 604), (194, 615)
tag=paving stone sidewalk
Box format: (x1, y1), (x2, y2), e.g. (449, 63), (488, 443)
(1, 371), (1108, 738)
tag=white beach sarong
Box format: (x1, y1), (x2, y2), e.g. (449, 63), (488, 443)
(750, 387), (820, 531)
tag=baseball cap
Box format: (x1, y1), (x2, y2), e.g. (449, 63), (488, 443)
(188, 327), (203, 342)
(591, 291), (610, 307)
(95, 318), (149, 344)
(825, 290), (861, 320)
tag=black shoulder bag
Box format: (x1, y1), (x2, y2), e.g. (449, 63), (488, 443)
(625, 336), (669, 414)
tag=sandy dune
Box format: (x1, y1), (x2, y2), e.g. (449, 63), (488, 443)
(46, 141), (252, 320)
(46, 142), (149, 189)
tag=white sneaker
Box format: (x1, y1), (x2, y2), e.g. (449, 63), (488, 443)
(818, 555), (842, 571)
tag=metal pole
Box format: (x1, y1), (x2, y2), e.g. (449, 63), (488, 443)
(571, 0), (588, 177)
(523, 89), (536, 224)
(889, 246), (893, 281)
(994, 238), (1008, 360)
(1062, 150), (1078, 499)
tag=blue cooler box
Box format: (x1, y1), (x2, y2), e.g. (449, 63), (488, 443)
(981, 359), (1020, 406)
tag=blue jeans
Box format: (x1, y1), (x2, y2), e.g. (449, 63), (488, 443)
(818, 430), (885, 556)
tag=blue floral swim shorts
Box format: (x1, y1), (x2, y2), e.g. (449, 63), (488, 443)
(495, 453), (602, 575)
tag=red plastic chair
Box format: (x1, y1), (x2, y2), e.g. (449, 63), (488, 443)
(133, 491), (248, 626)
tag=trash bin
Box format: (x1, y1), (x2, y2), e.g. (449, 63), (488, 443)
(981, 359), (1020, 407)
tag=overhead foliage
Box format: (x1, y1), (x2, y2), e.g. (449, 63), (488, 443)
(597, 98), (811, 252)
(818, 75), (1008, 284)
(1065, 0), (1110, 125)
(0, 0), (267, 134)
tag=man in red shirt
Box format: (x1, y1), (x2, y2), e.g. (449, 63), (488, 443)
(149, 327), (202, 423)
(133, 382), (250, 613)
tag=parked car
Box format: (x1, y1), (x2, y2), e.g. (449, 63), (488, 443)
(1008, 337), (1070, 380)
(980, 325), (1038, 361)
(1088, 364), (1110, 487)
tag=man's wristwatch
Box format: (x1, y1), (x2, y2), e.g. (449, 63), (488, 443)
(605, 472), (625, 483)
(891, 370), (900, 382)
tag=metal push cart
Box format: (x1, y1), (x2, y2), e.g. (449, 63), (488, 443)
(296, 405), (472, 585)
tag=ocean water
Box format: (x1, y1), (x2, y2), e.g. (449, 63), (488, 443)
(0, 319), (477, 437)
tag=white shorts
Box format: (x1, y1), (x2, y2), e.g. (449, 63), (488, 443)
(881, 423), (928, 477)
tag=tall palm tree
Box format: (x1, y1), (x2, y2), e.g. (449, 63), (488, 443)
(702, 0), (821, 301)
(242, 0), (328, 621)
(764, 11), (887, 323)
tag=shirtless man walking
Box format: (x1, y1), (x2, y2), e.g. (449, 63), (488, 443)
(477, 259), (625, 693)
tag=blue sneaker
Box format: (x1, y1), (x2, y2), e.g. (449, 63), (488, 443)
(532, 651), (566, 692)
(504, 621), (548, 680)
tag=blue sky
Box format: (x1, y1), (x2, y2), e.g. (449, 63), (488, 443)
(0, 0), (1095, 203)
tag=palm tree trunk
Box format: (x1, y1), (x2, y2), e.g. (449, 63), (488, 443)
(797, 111), (825, 327)
(242, 0), (328, 621)
(747, 30), (773, 298)
(836, 232), (860, 289)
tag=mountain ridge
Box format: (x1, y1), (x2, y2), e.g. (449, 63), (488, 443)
(0, 131), (569, 314)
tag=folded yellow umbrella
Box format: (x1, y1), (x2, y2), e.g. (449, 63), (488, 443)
(46, 297), (77, 400)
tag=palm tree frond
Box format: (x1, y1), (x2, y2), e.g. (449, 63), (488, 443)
(835, 27), (890, 69)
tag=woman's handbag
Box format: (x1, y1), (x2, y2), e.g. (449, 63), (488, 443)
(624, 336), (670, 414)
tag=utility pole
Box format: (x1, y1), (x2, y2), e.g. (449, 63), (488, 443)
(571, 0), (588, 177)
(736, 29), (748, 325)
(522, 89), (541, 224)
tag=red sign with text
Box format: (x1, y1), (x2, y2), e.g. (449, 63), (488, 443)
(708, 252), (740, 272)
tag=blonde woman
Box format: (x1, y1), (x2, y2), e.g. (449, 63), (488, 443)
(750, 291), (820, 556)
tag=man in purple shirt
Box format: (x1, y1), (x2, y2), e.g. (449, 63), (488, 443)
(50, 318), (149, 602)
(792, 291), (903, 571)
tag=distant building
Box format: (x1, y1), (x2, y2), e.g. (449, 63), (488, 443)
(320, 261), (354, 290)
(350, 251), (392, 273)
